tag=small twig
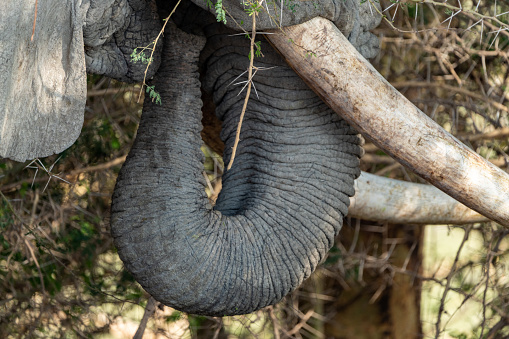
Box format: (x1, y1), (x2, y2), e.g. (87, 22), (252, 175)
(268, 306), (281, 339)
(372, 0), (509, 39)
(1, 156), (127, 193)
(87, 87), (138, 97)
(458, 127), (509, 141)
(203, 171), (215, 196)
(434, 225), (472, 338)
(211, 318), (223, 339)
(286, 309), (314, 336)
(479, 234), (494, 338)
(31, 0), (38, 41)
(486, 318), (508, 338)
(133, 296), (159, 339)
(24, 238), (46, 295)
(24, 157), (70, 193)
(392, 81), (508, 113)
(348, 219), (361, 255)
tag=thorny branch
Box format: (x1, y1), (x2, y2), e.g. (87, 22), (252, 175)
(227, 1), (261, 170)
(375, 0), (509, 41)
(133, 297), (160, 339)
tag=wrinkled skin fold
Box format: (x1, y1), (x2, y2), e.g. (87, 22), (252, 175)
(110, 23), (362, 315)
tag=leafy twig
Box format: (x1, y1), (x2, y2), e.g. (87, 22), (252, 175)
(136, 0), (183, 103)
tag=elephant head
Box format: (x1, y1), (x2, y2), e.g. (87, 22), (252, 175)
(1, 0), (508, 317)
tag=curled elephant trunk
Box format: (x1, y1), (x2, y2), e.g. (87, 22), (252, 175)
(111, 26), (361, 315)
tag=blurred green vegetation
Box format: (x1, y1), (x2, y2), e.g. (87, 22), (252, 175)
(0, 79), (145, 337)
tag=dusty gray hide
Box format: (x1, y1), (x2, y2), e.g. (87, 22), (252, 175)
(0, 0), (86, 162)
(0, 0), (161, 161)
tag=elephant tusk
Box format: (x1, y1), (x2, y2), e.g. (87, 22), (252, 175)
(267, 17), (509, 227)
(349, 172), (489, 224)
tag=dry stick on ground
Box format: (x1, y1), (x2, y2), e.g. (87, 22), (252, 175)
(133, 296), (159, 339)
(227, 3), (259, 170)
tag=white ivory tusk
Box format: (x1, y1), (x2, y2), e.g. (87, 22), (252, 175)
(267, 17), (509, 227)
(349, 172), (489, 224)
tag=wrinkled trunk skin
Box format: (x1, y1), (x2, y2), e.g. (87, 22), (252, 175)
(111, 22), (362, 315)
(189, 0), (381, 59)
(84, 0), (162, 82)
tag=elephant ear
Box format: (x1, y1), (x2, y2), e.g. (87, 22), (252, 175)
(0, 0), (87, 161)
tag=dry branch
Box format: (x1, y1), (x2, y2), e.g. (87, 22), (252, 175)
(227, 3), (258, 170)
(458, 127), (509, 142)
(1, 156), (126, 192)
(133, 297), (159, 339)
(392, 81), (508, 113)
(86, 87), (138, 97)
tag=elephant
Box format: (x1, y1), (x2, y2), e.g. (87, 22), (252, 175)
(1, 0), (508, 317)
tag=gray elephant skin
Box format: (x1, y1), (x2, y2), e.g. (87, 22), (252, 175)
(0, 0), (382, 316)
